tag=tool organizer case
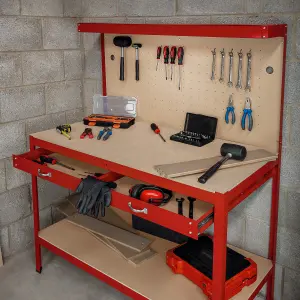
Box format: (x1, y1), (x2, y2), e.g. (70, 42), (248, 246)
(83, 114), (135, 129)
(166, 235), (257, 299)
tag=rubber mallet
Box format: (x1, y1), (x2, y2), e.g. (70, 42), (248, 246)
(113, 36), (132, 81)
(198, 143), (247, 184)
(132, 43), (142, 81)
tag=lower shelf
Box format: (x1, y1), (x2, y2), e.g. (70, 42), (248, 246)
(39, 220), (272, 300)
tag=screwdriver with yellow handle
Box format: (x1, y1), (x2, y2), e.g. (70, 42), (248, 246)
(151, 123), (166, 142)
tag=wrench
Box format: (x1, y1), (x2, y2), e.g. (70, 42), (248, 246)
(245, 50), (252, 91)
(211, 48), (216, 80)
(236, 49), (243, 89)
(219, 48), (225, 83)
(227, 49), (233, 87)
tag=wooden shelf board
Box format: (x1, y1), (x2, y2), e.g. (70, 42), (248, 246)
(39, 220), (272, 300)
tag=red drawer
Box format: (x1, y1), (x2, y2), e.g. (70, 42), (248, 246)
(13, 149), (214, 239)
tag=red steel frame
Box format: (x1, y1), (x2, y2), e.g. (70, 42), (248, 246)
(28, 23), (287, 300)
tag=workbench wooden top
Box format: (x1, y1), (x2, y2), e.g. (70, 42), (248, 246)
(31, 121), (276, 193)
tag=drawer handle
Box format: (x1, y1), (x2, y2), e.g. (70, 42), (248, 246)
(128, 202), (148, 214)
(38, 169), (52, 178)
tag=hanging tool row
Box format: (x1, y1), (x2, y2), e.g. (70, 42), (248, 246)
(211, 48), (252, 91)
(225, 95), (253, 131)
(156, 45), (184, 90)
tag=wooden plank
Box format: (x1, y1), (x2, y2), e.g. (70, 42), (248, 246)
(39, 220), (273, 300)
(154, 149), (277, 178)
(67, 214), (152, 252)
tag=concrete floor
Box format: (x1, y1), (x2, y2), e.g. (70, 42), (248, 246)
(0, 248), (129, 300)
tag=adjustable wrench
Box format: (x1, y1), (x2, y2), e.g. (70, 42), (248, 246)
(211, 48), (216, 80)
(219, 48), (225, 83)
(236, 49), (243, 89)
(245, 50), (252, 91)
(227, 49), (233, 87)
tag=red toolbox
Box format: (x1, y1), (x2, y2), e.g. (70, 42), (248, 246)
(166, 235), (257, 299)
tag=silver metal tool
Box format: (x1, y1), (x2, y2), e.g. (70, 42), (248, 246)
(228, 49), (233, 87)
(219, 48), (225, 83)
(211, 48), (216, 81)
(236, 49), (243, 89)
(245, 50), (252, 91)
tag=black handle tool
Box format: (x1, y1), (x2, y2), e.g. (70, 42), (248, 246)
(176, 197), (185, 215)
(187, 197), (196, 219)
(132, 43), (142, 81)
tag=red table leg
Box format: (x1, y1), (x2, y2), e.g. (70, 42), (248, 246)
(212, 199), (228, 300)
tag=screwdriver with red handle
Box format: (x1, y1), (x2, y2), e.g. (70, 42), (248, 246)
(39, 155), (75, 170)
(170, 46), (177, 80)
(163, 46), (170, 80)
(156, 46), (162, 71)
(151, 123), (166, 142)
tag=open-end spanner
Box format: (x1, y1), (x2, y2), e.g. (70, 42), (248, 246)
(219, 48), (225, 83)
(228, 49), (233, 87)
(236, 49), (243, 89)
(211, 48), (216, 81)
(245, 50), (252, 91)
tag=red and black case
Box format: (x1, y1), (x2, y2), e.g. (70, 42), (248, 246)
(83, 114), (135, 129)
(166, 235), (257, 299)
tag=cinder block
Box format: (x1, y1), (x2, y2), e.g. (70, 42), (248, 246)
(81, 0), (117, 17)
(0, 53), (22, 88)
(21, 0), (63, 16)
(280, 146), (300, 187)
(22, 51), (64, 85)
(26, 115), (56, 136)
(0, 85), (45, 122)
(244, 216), (269, 258)
(5, 158), (30, 190)
(283, 267), (300, 300)
(0, 121), (26, 159)
(119, 0), (175, 17)
(32, 178), (69, 210)
(285, 63), (300, 105)
(46, 80), (82, 114)
(145, 16), (210, 24)
(83, 33), (101, 51)
(246, 0), (261, 13)
(63, 0), (82, 17)
(0, 159), (6, 194)
(177, 0), (244, 15)
(290, 106), (300, 146)
(0, 17), (42, 51)
(51, 112), (67, 127)
(43, 18), (80, 50)
(205, 211), (246, 248)
(0, 186), (31, 227)
(263, 0), (300, 13)
(0, 0), (20, 15)
(84, 106), (93, 116)
(84, 50), (101, 79)
(0, 227), (10, 258)
(66, 109), (84, 124)
(277, 227), (300, 270)
(279, 190), (300, 233)
(211, 15), (292, 59)
(297, 18), (300, 60)
(64, 50), (82, 80)
(84, 79), (102, 108)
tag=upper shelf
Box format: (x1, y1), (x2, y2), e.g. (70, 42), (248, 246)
(77, 23), (287, 39)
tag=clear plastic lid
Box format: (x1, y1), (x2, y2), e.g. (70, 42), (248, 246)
(93, 95), (137, 117)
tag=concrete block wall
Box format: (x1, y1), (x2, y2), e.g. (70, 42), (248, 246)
(0, 0), (299, 299)
(0, 0), (84, 259)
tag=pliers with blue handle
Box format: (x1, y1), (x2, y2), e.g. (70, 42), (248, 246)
(241, 97), (253, 131)
(225, 95), (236, 124)
(97, 127), (112, 141)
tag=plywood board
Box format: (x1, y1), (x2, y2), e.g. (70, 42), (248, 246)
(39, 220), (273, 300)
(67, 214), (152, 252)
(154, 149), (277, 178)
(105, 35), (283, 154)
(31, 122), (276, 193)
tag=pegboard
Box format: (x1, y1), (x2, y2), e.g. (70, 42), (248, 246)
(104, 34), (284, 154)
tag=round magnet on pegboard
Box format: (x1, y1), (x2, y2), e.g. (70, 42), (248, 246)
(266, 66), (274, 74)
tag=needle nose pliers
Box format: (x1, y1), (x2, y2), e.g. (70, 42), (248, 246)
(241, 97), (253, 131)
(225, 95), (236, 124)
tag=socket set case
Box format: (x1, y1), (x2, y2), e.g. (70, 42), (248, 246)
(83, 114), (135, 129)
(166, 235), (257, 299)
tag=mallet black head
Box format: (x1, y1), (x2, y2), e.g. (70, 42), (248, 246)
(220, 143), (247, 161)
(113, 36), (132, 48)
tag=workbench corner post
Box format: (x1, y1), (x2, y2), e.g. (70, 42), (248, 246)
(30, 137), (42, 273)
(212, 197), (228, 300)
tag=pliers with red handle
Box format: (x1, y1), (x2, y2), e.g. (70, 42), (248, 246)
(80, 128), (93, 139)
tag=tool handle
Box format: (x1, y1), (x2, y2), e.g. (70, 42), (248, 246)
(198, 155), (230, 184)
(40, 155), (56, 165)
(163, 46), (169, 64)
(170, 46), (177, 64)
(150, 123), (159, 132)
(135, 59), (139, 81)
(178, 47), (184, 65)
(157, 46), (162, 59)
(120, 56), (124, 81)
